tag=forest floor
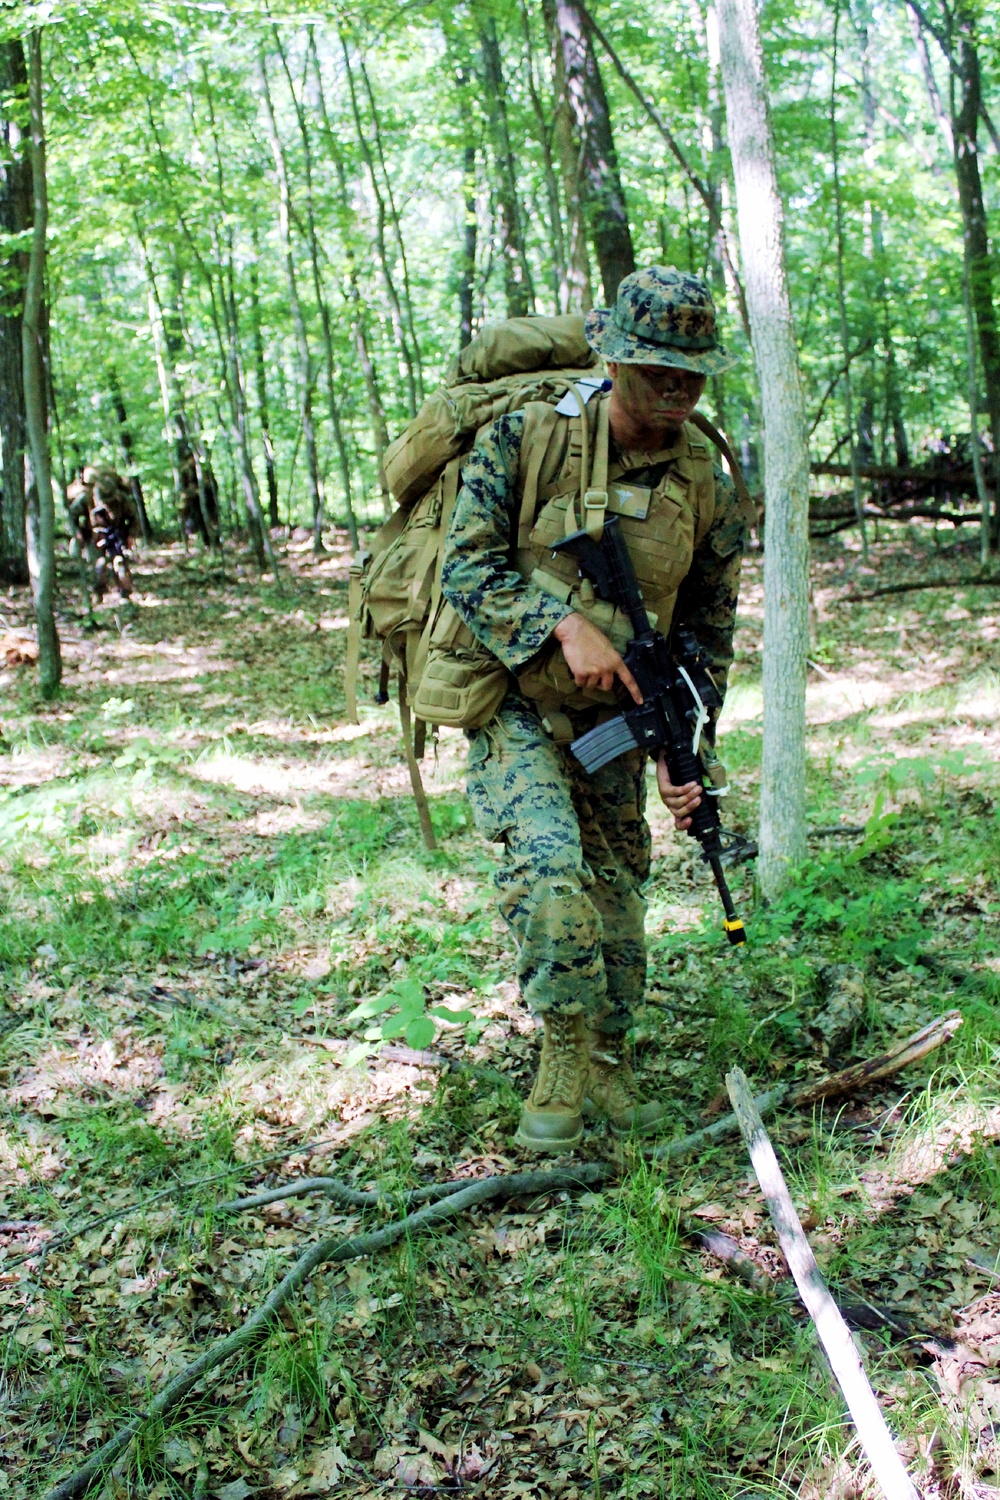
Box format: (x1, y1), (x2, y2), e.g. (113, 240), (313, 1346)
(2, 523), (999, 1500)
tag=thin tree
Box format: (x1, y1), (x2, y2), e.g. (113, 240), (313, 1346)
(107, 365), (150, 542)
(21, 29), (60, 697)
(271, 28), (358, 553)
(829, 0), (868, 558)
(248, 239), (279, 530)
(717, 0), (811, 896)
(455, 62), (480, 349)
(547, 0), (635, 302)
(0, 38), (30, 585)
(478, 13), (535, 317)
(544, 0), (593, 311)
(307, 30), (392, 514)
(257, 48), (325, 553)
(519, 1), (567, 311)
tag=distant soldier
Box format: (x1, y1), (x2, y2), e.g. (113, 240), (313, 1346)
(67, 464), (138, 600)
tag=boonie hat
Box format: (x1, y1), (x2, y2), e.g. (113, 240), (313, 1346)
(585, 265), (736, 375)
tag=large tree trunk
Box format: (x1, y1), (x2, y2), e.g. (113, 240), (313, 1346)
(22, 30), (60, 696)
(456, 64), (479, 349)
(479, 16), (535, 318)
(717, 0), (810, 897)
(950, 6), (1000, 550)
(0, 39), (30, 585)
(547, 0), (634, 303)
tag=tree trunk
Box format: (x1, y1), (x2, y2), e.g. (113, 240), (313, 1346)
(717, 0), (810, 897)
(519, 0), (567, 310)
(340, 36), (419, 420)
(272, 29), (358, 554)
(0, 39), (30, 585)
(544, 0), (593, 312)
(479, 16), (535, 318)
(950, 7), (1000, 549)
(456, 64), (479, 349)
(830, 1), (867, 559)
(547, 0), (634, 303)
(21, 30), (60, 696)
(258, 50), (324, 552)
(248, 247), (279, 530)
(308, 32), (392, 516)
(107, 364), (150, 542)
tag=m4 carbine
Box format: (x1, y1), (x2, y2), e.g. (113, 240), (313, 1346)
(551, 514), (753, 947)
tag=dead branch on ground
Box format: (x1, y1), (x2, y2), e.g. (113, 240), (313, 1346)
(43, 1164), (608, 1500)
(652, 1011), (961, 1163)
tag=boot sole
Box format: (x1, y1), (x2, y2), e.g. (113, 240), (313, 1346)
(513, 1126), (584, 1153)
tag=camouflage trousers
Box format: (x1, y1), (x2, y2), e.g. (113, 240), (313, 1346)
(466, 693), (650, 1033)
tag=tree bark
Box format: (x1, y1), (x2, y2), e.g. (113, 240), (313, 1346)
(830, 1), (867, 558)
(0, 39), (29, 585)
(519, 1), (567, 310)
(717, 0), (810, 896)
(950, 5), (1000, 549)
(107, 365), (150, 542)
(479, 15), (535, 318)
(544, 0), (593, 311)
(258, 50), (324, 553)
(21, 30), (60, 696)
(456, 64), (479, 349)
(248, 246), (279, 530)
(272, 29), (358, 554)
(547, 0), (635, 303)
(307, 32), (392, 516)
(340, 36), (419, 420)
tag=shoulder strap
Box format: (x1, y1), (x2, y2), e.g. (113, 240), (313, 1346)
(690, 411), (758, 531)
(516, 403), (563, 549)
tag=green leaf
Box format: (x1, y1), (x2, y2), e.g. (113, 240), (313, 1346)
(392, 976), (425, 1008)
(343, 1043), (375, 1068)
(404, 1016), (436, 1051)
(428, 1006), (473, 1024)
(346, 991), (400, 1022)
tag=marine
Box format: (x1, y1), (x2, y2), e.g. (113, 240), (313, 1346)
(440, 266), (749, 1152)
(68, 464), (139, 601)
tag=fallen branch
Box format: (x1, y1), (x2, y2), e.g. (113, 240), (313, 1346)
(651, 1011), (961, 1162)
(726, 1067), (919, 1500)
(839, 574), (1000, 603)
(218, 1174), (474, 1214)
(43, 1164), (608, 1500)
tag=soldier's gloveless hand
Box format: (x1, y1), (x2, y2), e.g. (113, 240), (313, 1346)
(656, 753), (702, 831)
(553, 612), (644, 704)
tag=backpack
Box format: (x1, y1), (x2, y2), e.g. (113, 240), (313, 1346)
(344, 314), (753, 850)
(344, 314), (602, 847)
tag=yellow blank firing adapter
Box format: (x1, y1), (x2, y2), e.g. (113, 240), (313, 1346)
(723, 917), (746, 947)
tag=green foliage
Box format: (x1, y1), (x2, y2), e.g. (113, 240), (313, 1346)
(345, 973), (475, 1063)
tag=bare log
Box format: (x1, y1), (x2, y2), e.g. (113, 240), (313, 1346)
(651, 1011), (960, 1163)
(726, 1067), (919, 1500)
(43, 1165), (608, 1500)
(218, 1174), (474, 1214)
(840, 574), (1000, 602)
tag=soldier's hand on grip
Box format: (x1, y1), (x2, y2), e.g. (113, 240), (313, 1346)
(656, 753), (702, 831)
(553, 612), (643, 704)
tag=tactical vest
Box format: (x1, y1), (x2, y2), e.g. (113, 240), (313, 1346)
(414, 389), (716, 735)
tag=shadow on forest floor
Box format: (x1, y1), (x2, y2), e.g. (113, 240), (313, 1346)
(1, 526), (999, 1498)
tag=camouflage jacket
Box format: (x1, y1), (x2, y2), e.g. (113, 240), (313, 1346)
(441, 409), (748, 694)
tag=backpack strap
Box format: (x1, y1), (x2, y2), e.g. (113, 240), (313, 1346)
(516, 404), (563, 549)
(345, 548), (371, 725)
(398, 671), (437, 852)
(690, 411), (758, 531)
(581, 395), (610, 540)
(410, 454), (463, 694)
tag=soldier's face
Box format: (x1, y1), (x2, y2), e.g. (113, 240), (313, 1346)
(608, 362), (707, 434)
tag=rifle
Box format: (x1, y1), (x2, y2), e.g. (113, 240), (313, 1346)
(550, 514), (754, 947)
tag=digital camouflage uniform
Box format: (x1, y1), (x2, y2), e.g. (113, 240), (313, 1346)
(442, 410), (748, 1033)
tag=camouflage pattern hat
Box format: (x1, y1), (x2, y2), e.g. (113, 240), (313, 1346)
(585, 265), (736, 375)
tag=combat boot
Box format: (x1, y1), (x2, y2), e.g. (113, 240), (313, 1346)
(585, 1025), (666, 1136)
(514, 1011), (589, 1152)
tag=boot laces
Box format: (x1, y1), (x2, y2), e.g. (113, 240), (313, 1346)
(539, 1015), (583, 1106)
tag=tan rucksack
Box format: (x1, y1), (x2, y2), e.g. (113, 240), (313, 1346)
(344, 314), (602, 847)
